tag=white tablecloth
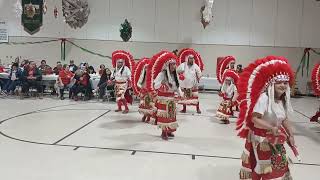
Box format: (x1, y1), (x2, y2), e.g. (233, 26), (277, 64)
(199, 77), (220, 90)
(0, 72), (9, 79)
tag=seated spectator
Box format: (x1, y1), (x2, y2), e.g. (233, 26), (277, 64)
(1, 63), (22, 95)
(0, 65), (4, 73)
(69, 60), (78, 73)
(88, 66), (96, 74)
(57, 64), (74, 100)
(53, 61), (63, 75)
(93, 68), (114, 99)
(70, 69), (92, 101)
(21, 61), (43, 98)
(20, 60), (30, 71)
(98, 64), (105, 76)
(38, 60), (53, 75)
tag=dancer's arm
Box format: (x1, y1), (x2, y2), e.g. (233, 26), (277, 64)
(282, 119), (295, 146)
(252, 113), (278, 135)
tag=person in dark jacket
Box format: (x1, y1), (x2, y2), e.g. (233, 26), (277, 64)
(38, 60), (53, 75)
(21, 61), (43, 98)
(1, 63), (22, 95)
(69, 60), (78, 73)
(70, 69), (92, 101)
(94, 67), (114, 99)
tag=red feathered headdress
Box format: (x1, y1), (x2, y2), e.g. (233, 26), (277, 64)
(216, 56), (236, 84)
(146, 51), (178, 94)
(222, 69), (239, 84)
(311, 63), (320, 96)
(178, 48), (204, 71)
(112, 50), (135, 71)
(132, 58), (150, 95)
(236, 56), (294, 138)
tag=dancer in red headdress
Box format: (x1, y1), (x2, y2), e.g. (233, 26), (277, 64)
(112, 50), (135, 114)
(216, 56), (236, 84)
(132, 57), (157, 124)
(310, 63), (320, 122)
(146, 51), (181, 140)
(216, 69), (239, 124)
(176, 48), (204, 114)
(237, 56), (297, 180)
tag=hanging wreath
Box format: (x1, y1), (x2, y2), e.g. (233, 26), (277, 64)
(62, 0), (90, 29)
(120, 19), (132, 42)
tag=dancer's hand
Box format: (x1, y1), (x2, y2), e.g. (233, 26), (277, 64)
(288, 136), (295, 146)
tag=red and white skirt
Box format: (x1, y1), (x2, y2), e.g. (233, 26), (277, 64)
(155, 91), (178, 132)
(115, 81), (127, 102)
(216, 98), (233, 119)
(138, 92), (157, 117)
(178, 88), (199, 106)
(240, 128), (292, 180)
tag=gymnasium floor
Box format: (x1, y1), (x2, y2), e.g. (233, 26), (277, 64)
(0, 93), (319, 180)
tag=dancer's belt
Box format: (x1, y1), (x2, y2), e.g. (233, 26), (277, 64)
(115, 81), (126, 84)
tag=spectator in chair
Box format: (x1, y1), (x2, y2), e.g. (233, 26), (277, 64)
(70, 69), (92, 101)
(53, 61), (63, 75)
(21, 61), (43, 98)
(38, 60), (53, 75)
(98, 64), (106, 76)
(57, 64), (75, 100)
(69, 60), (78, 73)
(1, 63), (22, 95)
(20, 60), (29, 71)
(88, 66), (96, 74)
(93, 67), (114, 100)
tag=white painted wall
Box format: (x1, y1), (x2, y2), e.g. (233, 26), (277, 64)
(1, 0), (320, 47)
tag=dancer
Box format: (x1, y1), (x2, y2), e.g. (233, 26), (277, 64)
(216, 69), (239, 124)
(112, 50), (135, 114)
(237, 56), (296, 180)
(132, 58), (157, 124)
(216, 56), (236, 84)
(177, 48), (204, 114)
(310, 63), (320, 122)
(146, 51), (181, 140)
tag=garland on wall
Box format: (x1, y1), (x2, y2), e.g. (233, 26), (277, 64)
(296, 48), (320, 77)
(292, 48), (320, 96)
(0, 38), (140, 61)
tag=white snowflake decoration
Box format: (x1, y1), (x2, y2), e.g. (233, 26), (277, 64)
(203, 0), (214, 23)
(62, 0), (90, 29)
(14, 0), (23, 18)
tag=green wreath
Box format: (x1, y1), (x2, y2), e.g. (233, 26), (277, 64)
(120, 19), (132, 42)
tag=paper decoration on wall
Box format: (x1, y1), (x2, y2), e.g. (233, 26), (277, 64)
(54, 6), (58, 18)
(120, 19), (132, 42)
(0, 21), (8, 43)
(22, 0), (43, 35)
(201, 0), (214, 29)
(14, 0), (23, 18)
(43, 0), (47, 14)
(62, 0), (90, 29)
